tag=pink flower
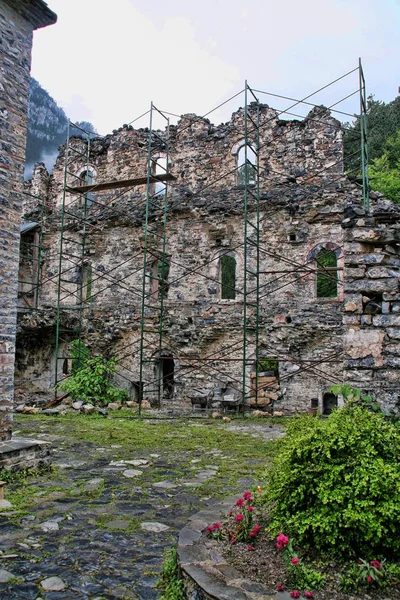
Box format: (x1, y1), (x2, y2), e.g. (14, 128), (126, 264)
(276, 533), (289, 547)
(213, 522), (222, 529)
(304, 592), (314, 599)
(291, 557), (299, 566)
(249, 525), (261, 537)
(230, 537), (236, 544)
(206, 525), (215, 534)
(290, 591), (300, 599)
(247, 505), (254, 512)
(247, 545), (254, 551)
(243, 491), (253, 500)
(236, 498), (245, 507)
(235, 513), (244, 522)
(367, 575), (372, 583)
(277, 584), (285, 592)
(370, 560), (381, 569)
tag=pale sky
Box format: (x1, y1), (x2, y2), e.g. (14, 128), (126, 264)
(31, 0), (400, 135)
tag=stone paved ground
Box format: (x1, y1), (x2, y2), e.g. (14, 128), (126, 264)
(0, 413), (284, 600)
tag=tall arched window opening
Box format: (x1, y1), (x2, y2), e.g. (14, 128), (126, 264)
(79, 170), (95, 207)
(220, 255), (236, 299)
(238, 145), (256, 186)
(316, 249), (338, 298)
(152, 156), (167, 196)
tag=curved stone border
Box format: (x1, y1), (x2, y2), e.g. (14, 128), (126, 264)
(177, 497), (293, 600)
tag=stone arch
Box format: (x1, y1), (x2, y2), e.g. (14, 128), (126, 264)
(306, 242), (343, 300)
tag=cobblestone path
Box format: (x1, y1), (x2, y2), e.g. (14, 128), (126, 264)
(0, 415), (284, 600)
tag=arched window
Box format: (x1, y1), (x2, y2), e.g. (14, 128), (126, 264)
(316, 249), (338, 298)
(220, 255), (236, 299)
(79, 169), (95, 207)
(152, 156), (167, 196)
(237, 145), (256, 186)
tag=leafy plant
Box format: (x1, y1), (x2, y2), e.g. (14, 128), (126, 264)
(275, 533), (325, 591)
(339, 558), (400, 591)
(156, 548), (185, 600)
(70, 339), (91, 375)
(207, 491), (262, 544)
(58, 355), (129, 406)
(330, 384), (380, 413)
(262, 407), (400, 558)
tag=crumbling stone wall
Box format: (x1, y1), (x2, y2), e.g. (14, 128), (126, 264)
(0, 0), (56, 440)
(343, 201), (400, 412)
(18, 103), (399, 414)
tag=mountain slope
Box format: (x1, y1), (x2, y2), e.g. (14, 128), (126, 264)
(25, 78), (97, 178)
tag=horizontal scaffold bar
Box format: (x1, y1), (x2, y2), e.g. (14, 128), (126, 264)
(67, 173), (175, 194)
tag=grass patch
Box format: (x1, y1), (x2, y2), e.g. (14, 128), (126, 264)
(156, 547), (185, 600)
(94, 514), (141, 533)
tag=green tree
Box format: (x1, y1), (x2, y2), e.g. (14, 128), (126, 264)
(369, 130), (400, 202)
(343, 95), (400, 173)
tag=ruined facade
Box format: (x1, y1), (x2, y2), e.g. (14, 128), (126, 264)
(17, 102), (400, 415)
(0, 0), (56, 441)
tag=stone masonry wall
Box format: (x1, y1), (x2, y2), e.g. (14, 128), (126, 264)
(18, 103), (399, 414)
(0, 0), (56, 441)
(343, 202), (400, 412)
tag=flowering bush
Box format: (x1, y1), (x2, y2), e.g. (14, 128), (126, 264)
(275, 532), (325, 593)
(339, 557), (400, 591)
(206, 491), (262, 545)
(262, 407), (400, 557)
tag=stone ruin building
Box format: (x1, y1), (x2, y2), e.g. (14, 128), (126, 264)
(0, 0), (56, 465)
(16, 99), (400, 417)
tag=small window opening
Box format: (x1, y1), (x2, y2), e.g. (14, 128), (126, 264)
(322, 391), (337, 415)
(257, 357), (279, 381)
(316, 249), (338, 298)
(238, 145), (256, 186)
(220, 255), (236, 299)
(289, 233), (296, 242)
(285, 315), (292, 323)
(311, 398), (319, 409)
(62, 358), (69, 375)
(152, 156), (167, 196)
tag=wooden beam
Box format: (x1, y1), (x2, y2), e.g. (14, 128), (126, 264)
(67, 173), (175, 194)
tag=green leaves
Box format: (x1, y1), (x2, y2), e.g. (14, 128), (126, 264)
(262, 408), (400, 558)
(58, 355), (129, 406)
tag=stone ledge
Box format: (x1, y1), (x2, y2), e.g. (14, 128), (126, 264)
(0, 436), (51, 469)
(177, 496), (292, 600)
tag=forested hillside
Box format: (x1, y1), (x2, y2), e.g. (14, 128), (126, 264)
(343, 95), (400, 202)
(25, 78), (96, 178)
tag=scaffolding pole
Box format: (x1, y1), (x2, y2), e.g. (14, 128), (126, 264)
(54, 122), (93, 395)
(138, 103), (170, 413)
(242, 82), (261, 408)
(359, 58), (369, 213)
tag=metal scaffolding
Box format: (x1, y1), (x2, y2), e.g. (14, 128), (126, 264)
(242, 82), (261, 407)
(44, 61), (368, 410)
(138, 103), (171, 412)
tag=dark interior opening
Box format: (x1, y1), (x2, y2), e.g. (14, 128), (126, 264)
(322, 391), (337, 415)
(162, 356), (174, 399)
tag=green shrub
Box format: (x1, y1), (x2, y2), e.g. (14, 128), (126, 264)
(262, 407), (400, 558)
(58, 355), (129, 406)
